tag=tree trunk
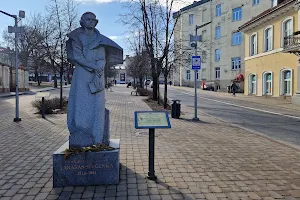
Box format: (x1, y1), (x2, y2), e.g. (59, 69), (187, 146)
(152, 76), (158, 100)
(164, 74), (168, 109)
(53, 75), (58, 88)
(9, 67), (13, 92)
(151, 57), (158, 100)
(35, 72), (38, 82)
(157, 79), (160, 105)
(52, 61), (58, 88)
(37, 75), (41, 86)
(67, 74), (71, 84)
(139, 76), (143, 88)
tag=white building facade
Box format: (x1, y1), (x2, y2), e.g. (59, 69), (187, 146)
(173, 0), (274, 90)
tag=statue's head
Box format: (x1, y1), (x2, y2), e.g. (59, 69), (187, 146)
(80, 12), (98, 30)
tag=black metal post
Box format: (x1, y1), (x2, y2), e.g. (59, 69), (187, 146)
(42, 97), (45, 119)
(148, 128), (157, 181)
(60, 42), (63, 109)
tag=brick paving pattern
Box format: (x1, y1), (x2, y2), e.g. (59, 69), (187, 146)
(0, 85), (300, 199)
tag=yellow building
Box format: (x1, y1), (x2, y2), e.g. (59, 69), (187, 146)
(238, 0), (298, 98)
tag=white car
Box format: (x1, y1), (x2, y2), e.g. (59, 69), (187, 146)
(144, 79), (151, 86)
(149, 81), (153, 88)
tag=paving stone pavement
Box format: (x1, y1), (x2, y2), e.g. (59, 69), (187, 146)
(0, 85), (300, 199)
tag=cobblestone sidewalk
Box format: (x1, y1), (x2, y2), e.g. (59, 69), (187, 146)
(0, 86), (300, 200)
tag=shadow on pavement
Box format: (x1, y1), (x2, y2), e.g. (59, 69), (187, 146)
(119, 164), (186, 199)
(177, 117), (214, 124)
(44, 118), (57, 125)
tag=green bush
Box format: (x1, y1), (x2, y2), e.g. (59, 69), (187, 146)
(32, 97), (68, 114)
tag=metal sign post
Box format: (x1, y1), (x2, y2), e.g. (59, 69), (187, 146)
(192, 56), (201, 121)
(134, 111), (171, 181)
(1, 10), (25, 122)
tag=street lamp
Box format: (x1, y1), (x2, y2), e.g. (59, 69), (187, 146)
(0, 10), (25, 122)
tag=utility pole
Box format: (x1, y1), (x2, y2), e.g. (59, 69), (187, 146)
(0, 10), (25, 122)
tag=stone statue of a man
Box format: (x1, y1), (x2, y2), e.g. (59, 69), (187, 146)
(66, 12), (122, 148)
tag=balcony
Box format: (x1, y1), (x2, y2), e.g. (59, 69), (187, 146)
(283, 32), (300, 53)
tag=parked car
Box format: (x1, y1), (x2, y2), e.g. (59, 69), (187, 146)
(144, 79), (151, 86)
(202, 82), (215, 91)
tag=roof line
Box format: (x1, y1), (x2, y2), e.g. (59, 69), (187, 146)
(173, 0), (211, 18)
(238, 0), (295, 31)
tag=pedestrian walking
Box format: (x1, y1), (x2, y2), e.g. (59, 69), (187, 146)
(231, 81), (238, 97)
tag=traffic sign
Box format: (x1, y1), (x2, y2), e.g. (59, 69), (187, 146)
(192, 56), (201, 70)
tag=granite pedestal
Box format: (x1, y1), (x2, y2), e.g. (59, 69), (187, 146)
(53, 139), (120, 187)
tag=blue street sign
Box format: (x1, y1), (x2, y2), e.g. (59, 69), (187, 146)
(192, 56), (201, 70)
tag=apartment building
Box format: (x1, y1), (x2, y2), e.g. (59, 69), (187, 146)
(173, 0), (274, 90)
(173, 0), (212, 88)
(239, 0), (298, 98)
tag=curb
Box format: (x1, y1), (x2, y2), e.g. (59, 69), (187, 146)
(0, 86), (70, 99)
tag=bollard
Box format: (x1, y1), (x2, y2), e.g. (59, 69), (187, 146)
(42, 97), (45, 119)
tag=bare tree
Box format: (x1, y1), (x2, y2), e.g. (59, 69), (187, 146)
(125, 29), (150, 88)
(3, 14), (49, 87)
(45, 0), (79, 107)
(122, 0), (180, 102)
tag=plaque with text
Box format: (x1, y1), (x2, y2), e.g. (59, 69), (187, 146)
(134, 111), (171, 129)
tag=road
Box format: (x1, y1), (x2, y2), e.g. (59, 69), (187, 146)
(164, 86), (300, 147)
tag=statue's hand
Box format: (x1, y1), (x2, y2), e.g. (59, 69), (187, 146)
(95, 69), (103, 78)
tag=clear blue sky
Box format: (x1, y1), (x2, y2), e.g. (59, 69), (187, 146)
(0, 0), (191, 57)
(0, 0), (136, 56)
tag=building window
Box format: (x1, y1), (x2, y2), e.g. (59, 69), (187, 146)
(189, 14), (194, 25)
(281, 17), (293, 47)
(250, 33), (258, 56)
(232, 32), (242, 45)
(248, 74), (256, 95)
(232, 7), (242, 21)
(216, 26), (221, 39)
(231, 57), (241, 70)
(272, 0), (278, 7)
(202, 30), (207, 41)
(284, 20), (293, 37)
(264, 26), (273, 52)
(215, 49), (220, 61)
(215, 67), (220, 79)
(186, 70), (191, 80)
(263, 71), (273, 95)
(280, 69), (292, 95)
(253, 0), (259, 6)
(216, 4), (221, 16)
(202, 9), (207, 22)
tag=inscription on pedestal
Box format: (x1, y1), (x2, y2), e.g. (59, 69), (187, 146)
(53, 141), (120, 187)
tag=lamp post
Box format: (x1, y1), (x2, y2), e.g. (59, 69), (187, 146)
(0, 10), (25, 122)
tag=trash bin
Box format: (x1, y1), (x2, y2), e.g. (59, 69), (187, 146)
(171, 100), (181, 119)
